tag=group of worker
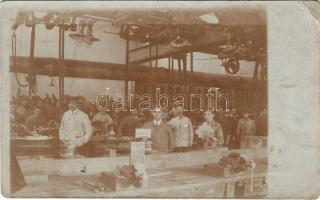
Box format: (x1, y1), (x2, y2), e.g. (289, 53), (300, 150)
(11, 95), (264, 156)
(58, 96), (261, 156)
(58, 97), (196, 155)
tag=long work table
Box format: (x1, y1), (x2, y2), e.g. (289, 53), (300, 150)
(13, 147), (268, 198)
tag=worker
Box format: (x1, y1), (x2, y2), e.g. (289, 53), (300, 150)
(142, 107), (174, 153)
(25, 107), (45, 135)
(257, 108), (268, 136)
(197, 110), (224, 148)
(227, 108), (240, 149)
(168, 107), (194, 152)
(87, 103), (98, 120)
(59, 97), (93, 157)
(118, 108), (141, 137)
(215, 108), (227, 144)
(92, 111), (115, 136)
(237, 111), (256, 148)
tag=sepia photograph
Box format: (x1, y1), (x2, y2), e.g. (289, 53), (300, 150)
(0, 1), (319, 199)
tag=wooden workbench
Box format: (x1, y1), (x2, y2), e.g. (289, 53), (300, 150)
(16, 147), (267, 175)
(11, 136), (60, 157)
(13, 159), (267, 198)
(13, 147), (268, 198)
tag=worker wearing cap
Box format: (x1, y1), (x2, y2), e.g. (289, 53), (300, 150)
(142, 107), (174, 153)
(237, 111), (256, 149)
(168, 107), (194, 152)
(59, 97), (93, 156)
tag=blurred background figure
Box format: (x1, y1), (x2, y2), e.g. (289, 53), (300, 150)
(92, 110), (115, 136)
(237, 111), (256, 149)
(118, 108), (142, 137)
(226, 108), (239, 149)
(88, 103), (98, 120)
(25, 107), (45, 135)
(257, 108), (268, 136)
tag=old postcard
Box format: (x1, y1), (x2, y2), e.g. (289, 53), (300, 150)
(0, 1), (319, 199)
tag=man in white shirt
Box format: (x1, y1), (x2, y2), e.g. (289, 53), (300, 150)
(168, 107), (194, 152)
(59, 97), (93, 157)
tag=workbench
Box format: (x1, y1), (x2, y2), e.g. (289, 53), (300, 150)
(11, 136), (60, 157)
(13, 158), (267, 198)
(84, 136), (137, 156)
(11, 133), (140, 158)
(13, 147), (267, 198)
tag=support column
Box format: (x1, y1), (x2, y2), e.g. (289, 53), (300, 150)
(29, 24), (36, 96)
(190, 52), (193, 88)
(58, 27), (65, 116)
(125, 38), (129, 102)
(171, 57), (174, 84)
(253, 60), (260, 82)
(190, 52), (194, 110)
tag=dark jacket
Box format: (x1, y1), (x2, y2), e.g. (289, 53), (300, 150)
(118, 115), (141, 137)
(25, 114), (44, 132)
(142, 121), (174, 153)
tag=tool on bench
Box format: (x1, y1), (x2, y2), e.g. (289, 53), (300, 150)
(75, 180), (99, 193)
(148, 171), (172, 177)
(75, 178), (106, 193)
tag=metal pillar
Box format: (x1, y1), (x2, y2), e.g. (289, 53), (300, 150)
(125, 38), (129, 102)
(178, 58), (182, 83)
(253, 59), (260, 82)
(190, 52), (193, 87)
(189, 52), (194, 108)
(168, 57), (171, 97)
(29, 24), (36, 96)
(149, 41), (152, 70)
(58, 27), (65, 115)
(171, 57), (174, 84)
(155, 45), (158, 68)
(148, 41), (152, 95)
(168, 57), (171, 80)
(183, 53), (187, 82)
(155, 45), (158, 84)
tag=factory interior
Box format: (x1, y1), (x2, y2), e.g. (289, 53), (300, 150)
(7, 4), (272, 198)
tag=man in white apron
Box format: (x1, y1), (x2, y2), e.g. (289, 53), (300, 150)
(59, 97), (93, 157)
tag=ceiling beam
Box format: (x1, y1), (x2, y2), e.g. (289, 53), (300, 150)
(128, 26), (226, 64)
(10, 56), (266, 90)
